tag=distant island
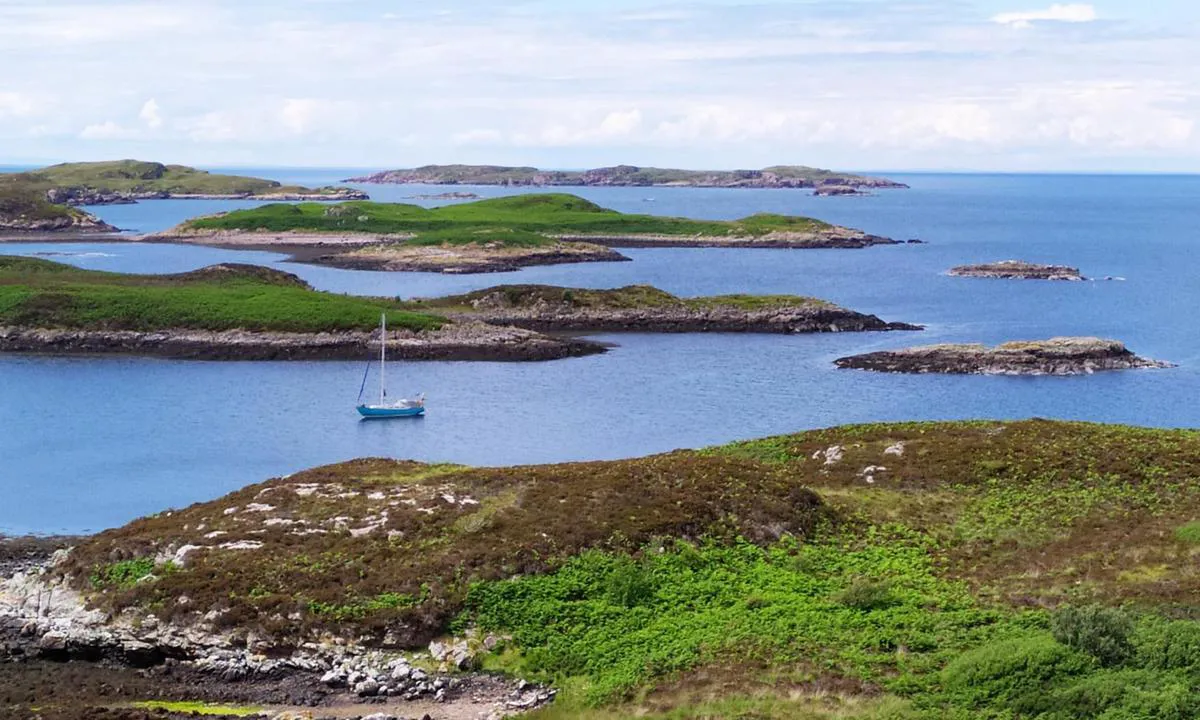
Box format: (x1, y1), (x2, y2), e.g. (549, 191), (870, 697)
(0, 256), (919, 361)
(346, 163), (908, 190)
(948, 260), (1086, 281)
(835, 337), (1172, 375)
(0, 160), (368, 233)
(151, 193), (910, 273)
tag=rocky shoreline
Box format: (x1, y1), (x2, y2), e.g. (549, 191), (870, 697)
(551, 228), (915, 250)
(0, 324), (606, 362)
(835, 337), (1173, 376)
(442, 289), (921, 334)
(947, 260), (1085, 281)
(320, 241), (632, 274)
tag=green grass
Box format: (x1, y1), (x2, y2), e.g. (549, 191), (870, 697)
(183, 193), (834, 239)
(0, 176), (85, 223)
(0, 255), (445, 332)
(1174, 521), (1200, 545)
(132, 700), (263, 716)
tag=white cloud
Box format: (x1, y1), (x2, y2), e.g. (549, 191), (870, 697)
(0, 92), (34, 117)
(139, 99), (163, 129)
(79, 120), (133, 140)
(454, 128), (505, 145)
(992, 4), (1098, 29)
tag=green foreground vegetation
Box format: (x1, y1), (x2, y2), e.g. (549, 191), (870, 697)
(182, 193), (836, 244)
(63, 420), (1200, 719)
(0, 256), (444, 332)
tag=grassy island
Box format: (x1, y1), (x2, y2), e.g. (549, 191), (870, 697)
(14, 420), (1200, 719)
(164, 194), (898, 272)
(0, 256), (441, 333)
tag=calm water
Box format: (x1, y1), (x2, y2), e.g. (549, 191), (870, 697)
(2, 171), (1199, 534)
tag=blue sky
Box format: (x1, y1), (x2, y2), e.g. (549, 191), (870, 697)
(0, 0), (1195, 171)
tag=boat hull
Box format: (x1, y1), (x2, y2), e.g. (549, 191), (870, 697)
(357, 404), (425, 419)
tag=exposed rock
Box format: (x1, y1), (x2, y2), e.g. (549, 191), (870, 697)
(322, 240), (632, 274)
(0, 323), (607, 362)
(813, 185), (868, 197)
(45, 186), (368, 206)
(947, 260), (1086, 281)
(835, 337), (1174, 376)
(406, 191), (482, 200)
(553, 226), (900, 250)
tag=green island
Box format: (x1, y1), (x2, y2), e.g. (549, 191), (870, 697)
(346, 163), (908, 190)
(8, 420), (1200, 719)
(0, 256), (915, 360)
(161, 193), (904, 273)
(0, 160), (367, 233)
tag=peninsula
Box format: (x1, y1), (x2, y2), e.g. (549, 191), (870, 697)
(835, 337), (1171, 375)
(0, 174), (116, 234)
(6, 420), (1200, 719)
(0, 256), (919, 360)
(0, 159), (366, 218)
(154, 193), (907, 273)
(346, 163), (908, 190)
(948, 260), (1086, 281)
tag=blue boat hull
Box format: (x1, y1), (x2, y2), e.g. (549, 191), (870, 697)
(357, 404), (425, 419)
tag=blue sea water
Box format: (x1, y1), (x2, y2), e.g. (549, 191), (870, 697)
(2, 170), (1199, 534)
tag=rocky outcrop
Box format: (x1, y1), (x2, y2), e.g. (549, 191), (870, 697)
(0, 323), (606, 362)
(346, 164), (908, 190)
(813, 185), (868, 197)
(835, 337), (1173, 376)
(319, 241), (632, 274)
(405, 191), (482, 200)
(0, 210), (117, 234)
(445, 289), (921, 334)
(948, 260), (1085, 281)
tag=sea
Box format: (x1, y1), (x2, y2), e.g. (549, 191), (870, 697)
(2, 169), (1199, 534)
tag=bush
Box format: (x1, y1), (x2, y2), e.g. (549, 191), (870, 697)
(833, 578), (899, 611)
(1052, 605), (1134, 667)
(941, 634), (1093, 712)
(1135, 618), (1200, 673)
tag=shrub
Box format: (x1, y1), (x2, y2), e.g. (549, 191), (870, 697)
(834, 578), (899, 611)
(1135, 618), (1200, 673)
(941, 634), (1093, 712)
(1052, 605), (1134, 667)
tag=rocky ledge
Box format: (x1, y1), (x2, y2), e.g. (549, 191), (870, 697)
(812, 185), (869, 197)
(947, 260), (1086, 281)
(552, 227), (910, 250)
(835, 337), (1173, 376)
(441, 287), (921, 334)
(0, 323), (605, 362)
(318, 241), (631, 274)
(0, 209), (117, 234)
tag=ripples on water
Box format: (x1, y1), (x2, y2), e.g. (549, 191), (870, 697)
(2, 171), (1199, 533)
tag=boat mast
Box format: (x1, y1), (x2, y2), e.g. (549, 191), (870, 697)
(380, 313), (386, 404)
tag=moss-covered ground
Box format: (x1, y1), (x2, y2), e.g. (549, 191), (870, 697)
(54, 420), (1200, 719)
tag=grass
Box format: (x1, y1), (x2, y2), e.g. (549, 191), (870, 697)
(0, 255), (445, 332)
(52, 419), (1200, 718)
(132, 700), (263, 716)
(182, 193), (835, 240)
(0, 175), (87, 224)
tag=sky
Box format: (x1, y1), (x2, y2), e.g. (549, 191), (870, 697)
(0, 0), (1197, 172)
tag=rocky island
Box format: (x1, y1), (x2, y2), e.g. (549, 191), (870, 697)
(7, 420), (1200, 719)
(1, 159), (366, 216)
(0, 256), (919, 361)
(0, 174), (117, 234)
(346, 163), (908, 190)
(418, 284), (921, 333)
(152, 193), (908, 273)
(948, 260), (1086, 281)
(835, 337), (1172, 375)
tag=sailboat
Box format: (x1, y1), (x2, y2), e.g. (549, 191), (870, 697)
(356, 313), (425, 418)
